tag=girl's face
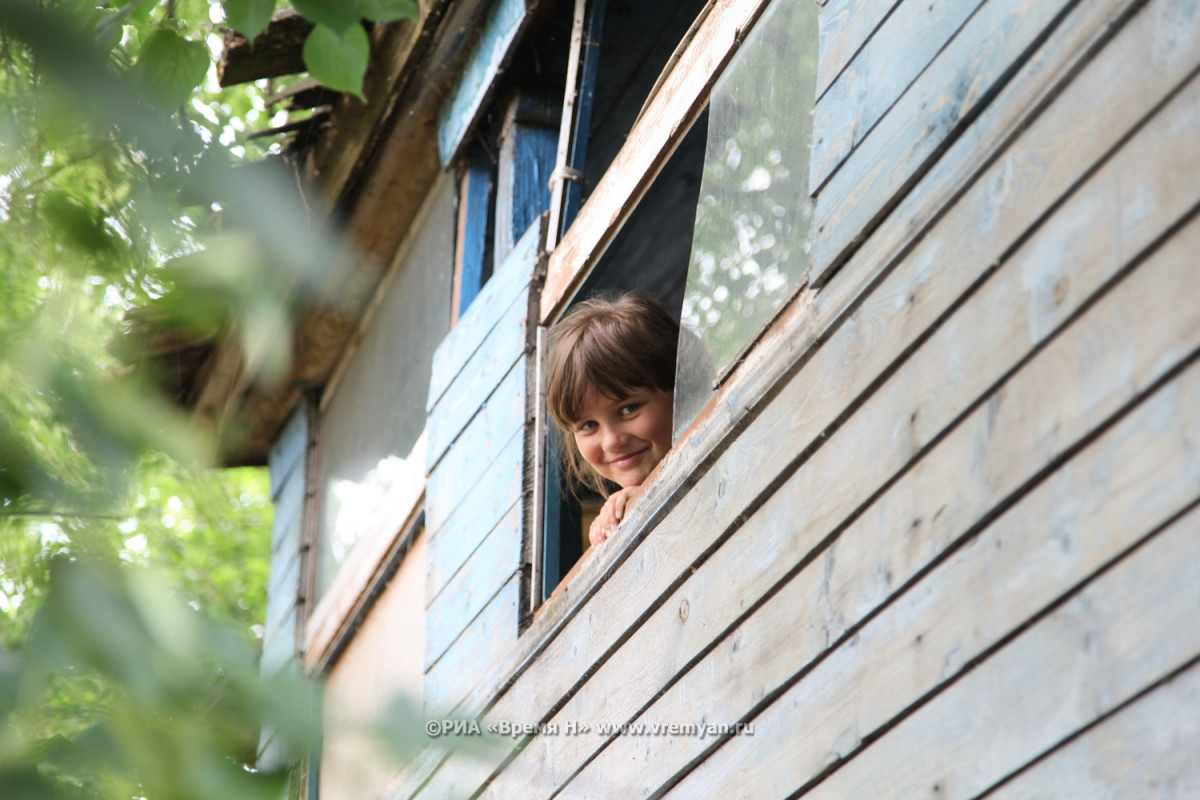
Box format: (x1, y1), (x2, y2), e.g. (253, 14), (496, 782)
(572, 385), (673, 488)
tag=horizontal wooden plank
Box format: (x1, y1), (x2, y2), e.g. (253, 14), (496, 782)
(811, 0), (985, 194)
(426, 359), (528, 537)
(423, 37), (1200, 795)
(987, 661), (1200, 799)
(428, 217), (543, 410)
(425, 502), (523, 670)
(498, 144), (1200, 798)
(806, 0), (1155, 313)
(540, 0), (772, 324)
(663, 356), (1200, 798)
(426, 435), (525, 603)
(816, 0), (899, 100)
(426, 290), (530, 470)
(424, 574), (521, 716)
(798, 502), (1200, 800)
(436, 0), (530, 168)
(432, 496), (525, 618)
(811, 0), (1077, 280)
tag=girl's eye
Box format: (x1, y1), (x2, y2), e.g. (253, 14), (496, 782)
(619, 403), (640, 416)
(576, 420), (598, 432)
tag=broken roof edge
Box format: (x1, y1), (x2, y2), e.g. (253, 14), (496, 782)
(180, 0), (506, 465)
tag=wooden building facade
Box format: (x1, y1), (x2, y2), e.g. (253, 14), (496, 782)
(209, 0), (1200, 796)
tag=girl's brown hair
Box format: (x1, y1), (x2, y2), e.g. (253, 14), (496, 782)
(546, 292), (679, 498)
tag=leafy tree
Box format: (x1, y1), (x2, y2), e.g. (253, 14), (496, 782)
(0, 0), (422, 797)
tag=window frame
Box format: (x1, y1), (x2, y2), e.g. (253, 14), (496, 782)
(538, 0), (772, 325)
(529, 0), (779, 612)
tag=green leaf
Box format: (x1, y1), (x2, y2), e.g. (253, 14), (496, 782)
(134, 29), (209, 108)
(292, 0), (360, 34)
(358, 0), (419, 22)
(302, 23), (369, 100)
(224, 0), (277, 39)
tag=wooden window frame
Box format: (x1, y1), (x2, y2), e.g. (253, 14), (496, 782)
(539, 0), (774, 326)
(529, 0), (775, 611)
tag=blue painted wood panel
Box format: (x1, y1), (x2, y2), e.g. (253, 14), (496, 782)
(264, 546), (300, 634)
(429, 217), (542, 410)
(424, 574), (522, 716)
(437, 0), (530, 168)
(263, 402), (305, 677)
(260, 606), (297, 676)
(426, 291), (529, 470)
(426, 359), (527, 536)
(268, 405), (307, 498)
(427, 498), (523, 614)
(456, 151), (494, 317)
(427, 430), (526, 599)
(269, 464), (303, 556)
(495, 116), (557, 264)
(424, 501), (523, 670)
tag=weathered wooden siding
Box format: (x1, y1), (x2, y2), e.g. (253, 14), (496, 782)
(257, 404), (308, 771)
(398, 0), (1200, 796)
(422, 218), (544, 715)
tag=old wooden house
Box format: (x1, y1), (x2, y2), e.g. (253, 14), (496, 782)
(186, 0), (1200, 796)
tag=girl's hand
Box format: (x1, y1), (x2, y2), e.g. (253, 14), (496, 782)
(589, 484), (646, 547)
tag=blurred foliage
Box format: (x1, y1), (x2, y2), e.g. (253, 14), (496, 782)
(0, 1), (426, 798)
(0, 463), (272, 651)
(0, 553), (313, 800)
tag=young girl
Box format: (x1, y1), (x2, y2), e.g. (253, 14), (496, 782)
(546, 293), (679, 546)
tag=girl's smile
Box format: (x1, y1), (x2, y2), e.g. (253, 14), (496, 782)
(572, 385), (673, 488)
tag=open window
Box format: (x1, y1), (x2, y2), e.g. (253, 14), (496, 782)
(534, 0), (710, 602)
(535, 0), (818, 603)
(540, 111), (708, 598)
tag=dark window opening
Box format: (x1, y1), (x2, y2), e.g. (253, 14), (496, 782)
(541, 109), (708, 601)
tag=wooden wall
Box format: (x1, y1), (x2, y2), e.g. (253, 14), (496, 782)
(321, 533), (427, 800)
(396, 0), (1200, 796)
(258, 404), (308, 772)
(421, 218), (544, 716)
